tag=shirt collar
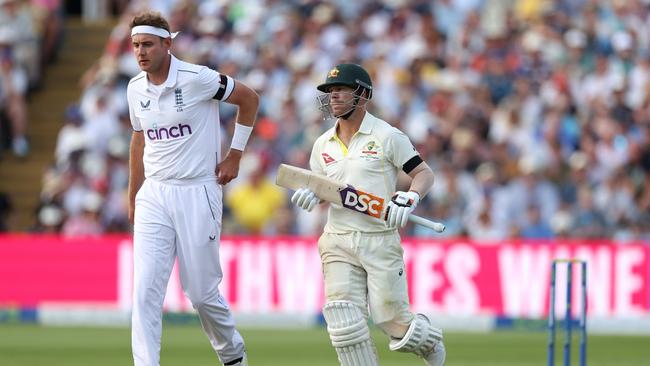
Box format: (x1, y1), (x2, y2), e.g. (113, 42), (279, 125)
(327, 112), (376, 141)
(146, 55), (179, 91)
(358, 112), (375, 134)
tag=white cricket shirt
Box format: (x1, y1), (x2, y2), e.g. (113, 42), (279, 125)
(309, 112), (420, 233)
(127, 55), (234, 183)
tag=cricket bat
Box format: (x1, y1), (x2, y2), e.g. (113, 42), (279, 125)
(276, 164), (445, 233)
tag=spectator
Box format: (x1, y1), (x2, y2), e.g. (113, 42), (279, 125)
(61, 191), (104, 236)
(573, 186), (608, 238)
(519, 205), (554, 239)
(610, 81), (634, 130)
(102, 134), (130, 232)
(30, 0), (64, 66)
(0, 0), (40, 87)
(507, 156), (560, 231)
(32, 203), (64, 233)
(0, 27), (29, 157)
(465, 197), (508, 241)
(55, 104), (87, 166)
(226, 152), (286, 234)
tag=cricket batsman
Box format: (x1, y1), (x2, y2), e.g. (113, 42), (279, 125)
(291, 63), (446, 365)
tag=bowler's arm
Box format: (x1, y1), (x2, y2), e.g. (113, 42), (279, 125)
(216, 80), (260, 185)
(128, 130), (145, 224)
(225, 80), (259, 129)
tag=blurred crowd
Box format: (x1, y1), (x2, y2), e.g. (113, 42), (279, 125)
(31, 0), (650, 243)
(0, 0), (64, 157)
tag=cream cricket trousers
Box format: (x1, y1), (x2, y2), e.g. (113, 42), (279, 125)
(132, 178), (245, 366)
(318, 231), (415, 338)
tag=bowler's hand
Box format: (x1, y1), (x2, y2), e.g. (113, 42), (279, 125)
(386, 191), (420, 228)
(291, 188), (320, 212)
(216, 149), (242, 185)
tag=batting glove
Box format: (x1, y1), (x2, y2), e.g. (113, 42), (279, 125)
(386, 191), (420, 228)
(291, 188), (320, 212)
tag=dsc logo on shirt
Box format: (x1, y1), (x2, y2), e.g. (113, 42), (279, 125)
(339, 185), (385, 218)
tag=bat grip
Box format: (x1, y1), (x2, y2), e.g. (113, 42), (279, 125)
(408, 214), (446, 233)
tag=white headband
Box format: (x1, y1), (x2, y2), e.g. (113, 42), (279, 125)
(131, 25), (179, 39)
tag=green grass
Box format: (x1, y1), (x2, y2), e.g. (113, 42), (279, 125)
(0, 325), (648, 365)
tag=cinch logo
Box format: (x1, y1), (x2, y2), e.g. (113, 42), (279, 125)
(146, 123), (192, 140)
(339, 185), (384, 218)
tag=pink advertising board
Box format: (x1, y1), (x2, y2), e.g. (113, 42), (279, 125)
(0, 235), (648, 318)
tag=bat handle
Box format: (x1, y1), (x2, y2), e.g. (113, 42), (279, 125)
(408, 214), (446, 233)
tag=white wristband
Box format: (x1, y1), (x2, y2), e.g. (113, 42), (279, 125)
(230, 123), (253, 151)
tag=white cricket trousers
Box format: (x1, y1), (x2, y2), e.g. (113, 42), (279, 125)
(132, 178), (245, 366)
(318, 230), (414, 338)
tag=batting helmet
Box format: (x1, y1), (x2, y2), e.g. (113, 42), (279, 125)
(317, 63), (373, 99)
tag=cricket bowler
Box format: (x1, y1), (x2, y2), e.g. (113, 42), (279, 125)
(126, 11), (258, 366)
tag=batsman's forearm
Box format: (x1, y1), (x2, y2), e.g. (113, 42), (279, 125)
(408, 165), (434, 199)
(128, 131), (145, 203)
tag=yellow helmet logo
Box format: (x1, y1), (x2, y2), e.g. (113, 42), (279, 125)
(328, 68), (339, 78)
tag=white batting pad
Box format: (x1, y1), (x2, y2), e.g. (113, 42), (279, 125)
(389, 314), (445, 365)
(322, 301), (379, 366)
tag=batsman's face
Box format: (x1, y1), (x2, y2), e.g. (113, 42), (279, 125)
(131, 34), (170, 73)
(328, 86), (358, 115)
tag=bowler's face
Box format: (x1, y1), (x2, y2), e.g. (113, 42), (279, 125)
(131, 33), (169, 73)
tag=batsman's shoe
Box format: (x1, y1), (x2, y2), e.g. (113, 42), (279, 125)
(423, 340), (445, 366)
